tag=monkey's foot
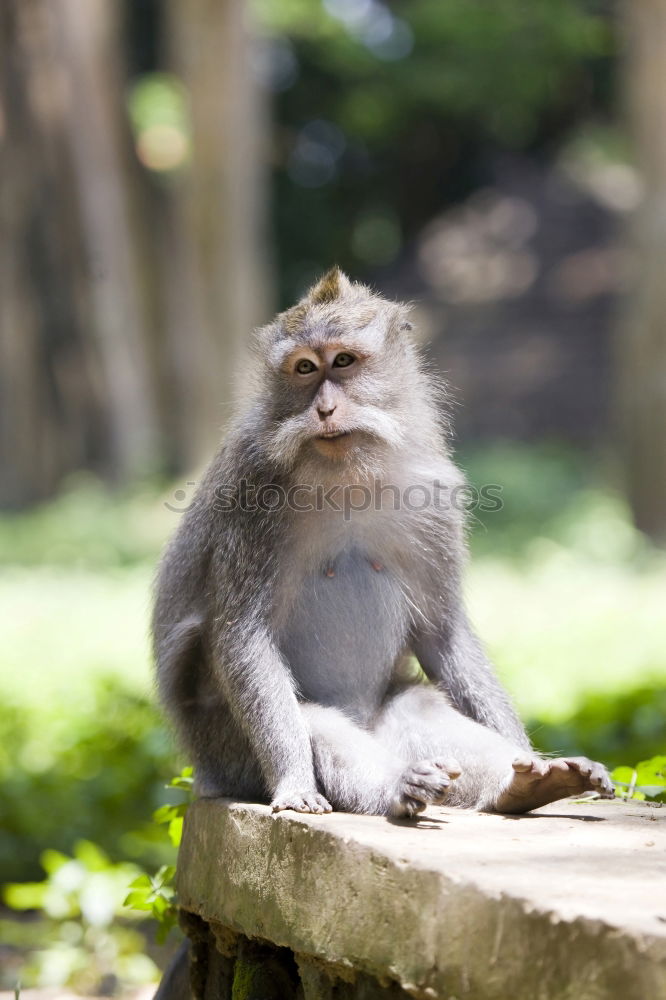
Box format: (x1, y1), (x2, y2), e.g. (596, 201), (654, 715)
(495, 755), (614, 814)
(271, 789), (332, 814)
(392, 758), (462, 818)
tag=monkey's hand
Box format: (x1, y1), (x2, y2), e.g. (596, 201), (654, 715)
(271, 786), (332, 814)
(391, 758), (462, 818)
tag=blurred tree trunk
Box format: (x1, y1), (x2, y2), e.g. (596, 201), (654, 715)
(52, 0), (160, 477)
(0, 0), (105, 505)
(617, 0), (666, 543)
(164, 0), (271, 467)
(0, 0), (158, 506)
(0, 0), (270, 507)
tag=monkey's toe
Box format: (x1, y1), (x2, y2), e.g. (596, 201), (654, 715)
(271, 790), (332, 814)
(496, 755), (613, 814)
(563, 757), (614, 797)
(393, 758), (461, 817)
(511, 754), (547, 776)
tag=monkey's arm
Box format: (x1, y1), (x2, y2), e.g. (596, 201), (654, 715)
(212, 620), (331, 812)
(412, 613), (530, 749)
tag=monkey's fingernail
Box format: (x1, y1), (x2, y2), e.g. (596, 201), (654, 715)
(370, 560), (383, 572)
(325, 566), (335, 578)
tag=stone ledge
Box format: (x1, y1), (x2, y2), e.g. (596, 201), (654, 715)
(176, 797), (666, 999)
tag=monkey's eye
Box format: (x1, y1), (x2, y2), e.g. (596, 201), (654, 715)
(295, 358), (317, 375)
(332, 352), (355, 369)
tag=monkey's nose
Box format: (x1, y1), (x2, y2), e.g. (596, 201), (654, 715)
(317, 405), (336, 420)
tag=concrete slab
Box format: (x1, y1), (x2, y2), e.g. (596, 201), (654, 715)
(177, 797), (666, 999)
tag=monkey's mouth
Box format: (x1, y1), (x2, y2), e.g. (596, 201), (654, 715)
(317, 430), (352, 440)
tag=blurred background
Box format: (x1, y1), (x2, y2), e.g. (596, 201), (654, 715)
(1, 0), (665, 993)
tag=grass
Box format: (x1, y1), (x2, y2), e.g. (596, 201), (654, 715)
(1, 566), (153, 712)
(468, 551), (665, 722)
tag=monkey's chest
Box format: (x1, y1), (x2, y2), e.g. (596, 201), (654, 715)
(276, 548), (411, 719)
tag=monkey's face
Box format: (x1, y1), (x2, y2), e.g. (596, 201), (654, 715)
(286, 337), (398, 455)
(262, 315), (412, 471)
(250, 268), (431, 475)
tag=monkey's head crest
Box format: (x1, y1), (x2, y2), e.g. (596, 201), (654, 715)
(249, 269), (417, 376)
(303, 267), (413, 331)
(306, 266), (354, 305)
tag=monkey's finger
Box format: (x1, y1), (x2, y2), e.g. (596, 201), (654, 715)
(310, 794), (333, 813)
(433, 757), (462, 780)
(410, 758), (460, 781)
(271, 796), (307, 813)
(404, 779), (450, 802)
(403, 796), (427, 817)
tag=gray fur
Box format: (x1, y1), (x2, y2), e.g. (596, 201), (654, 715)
(153, 269), (611, 817)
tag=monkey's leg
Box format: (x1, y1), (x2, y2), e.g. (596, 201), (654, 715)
(413, 615), (531, 749)
(374, 685), (613, 813)
(301, 703), (461, 817)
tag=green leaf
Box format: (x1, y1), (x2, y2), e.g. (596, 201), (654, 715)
(153, 804), (179, 825)
(155, 865), (176, 886)
(74, 840), (110, 871)
(167, 766), (194, 790)
(40, 849), (70, 876)
(127, 874), (153, 890)
(123, 891), (153, 911)
(155, 909), (178, 944)
(635, 756), (666, 786)
(611, 765), (635, 785)
(4, 882), (48, 910)
(151, 895), (168, 917)
(612, 758), (666, 799)
(168, 817), (184, 847)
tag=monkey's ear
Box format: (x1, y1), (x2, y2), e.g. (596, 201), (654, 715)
(308, 266), (353, 305)
(394, 305), (414, 333)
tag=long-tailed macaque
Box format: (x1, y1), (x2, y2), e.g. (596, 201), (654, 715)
(153, 268), (612, 818)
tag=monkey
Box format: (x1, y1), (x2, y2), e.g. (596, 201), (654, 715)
(152, 267), (613, 820)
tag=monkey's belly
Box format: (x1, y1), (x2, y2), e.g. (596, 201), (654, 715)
(277, 549), (411, 721)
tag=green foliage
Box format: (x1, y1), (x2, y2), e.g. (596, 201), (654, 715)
(0, 473), (172, 568)
(0, 475), (183, 885)
(249, 0), (615, 301)
(2, 766), (193, 988)
(611, 757), (666, 803)
(530, 687), (666, 771)
(123, 767), (194, 943)
(257, 0), (610, 137)
(3, 841), (159, 991)
(2, 766), (192, 988)
(0, 679), (178, 885)
(462, 442), (652, 564)
(153, 767), (194, 847)
(459, 444), (666, 761)
(124, 867), (177, 943)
